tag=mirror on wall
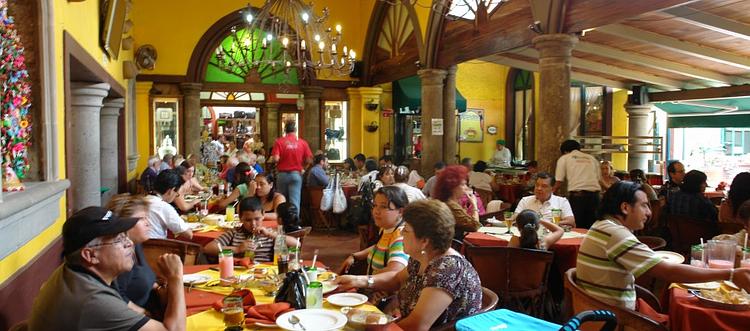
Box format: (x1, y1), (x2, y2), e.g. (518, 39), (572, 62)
(153, 98), (179, 158)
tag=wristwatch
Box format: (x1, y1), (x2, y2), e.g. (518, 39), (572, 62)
(366, 276), (375, 288)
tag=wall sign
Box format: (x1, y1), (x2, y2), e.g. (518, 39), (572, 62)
(458, 108), (484, 142)
(431, 118), (444, 136)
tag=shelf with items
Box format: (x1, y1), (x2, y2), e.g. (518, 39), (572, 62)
(215, 118), (258, 148)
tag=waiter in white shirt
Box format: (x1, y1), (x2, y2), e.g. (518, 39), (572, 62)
(515, 172), (576, 227)
(554, 140), (601, 229)
(491, 139), (512, 168)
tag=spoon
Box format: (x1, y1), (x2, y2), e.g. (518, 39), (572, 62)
(288, 315), (306, 330)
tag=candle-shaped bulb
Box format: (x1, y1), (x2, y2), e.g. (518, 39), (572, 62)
(335, 24), (342, 34)
(245, 13), (253, 23)
(314, 34), (321, 42)
(266, 34), (273, 41)
(318, 41), (325, 51)
(331, 43), (337, 54)
(301, 12), (309, 23)
(282, 37), (289, 48)
(286, 61), (291, 67)
(349, 49), (356, 59)
(343, 46), (348, 55)
(262, 38), (267, 48)
(301, 40), (306, 50)
(243, 38), (250, 47)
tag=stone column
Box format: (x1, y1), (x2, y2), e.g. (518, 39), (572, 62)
(532, 34), (578, 173)
(69, 82), (110, 211)
(301, 86), (324, 151)
(626, 103), (652, 171)
(100, 98), (124, 204)
(265, 102), (281, 147)
(443, 65), (458, 165)
(180, 82), (202, 158)
(418, 69), (447, 177)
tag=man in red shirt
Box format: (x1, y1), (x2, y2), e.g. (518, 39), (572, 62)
(271, 121), (313, 215)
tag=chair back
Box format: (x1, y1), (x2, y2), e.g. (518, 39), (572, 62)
(564, 269), (667, 331)
(287, 226), (312, 244)
(667, 214), (719, 257)
(142, 238), (202, 272)
(305, 187), (333, 229)
(464, 246), (553, 318)
(485, 200), (507, 213)
(718, 222), (744, 235)
(429, 287), (499, 331)
(475, 189), (494, 208)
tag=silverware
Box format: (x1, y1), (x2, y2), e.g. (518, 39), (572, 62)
(288, 315), (306, 330)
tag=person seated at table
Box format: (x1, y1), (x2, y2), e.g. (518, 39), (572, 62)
(28, 206), (186, 331)
(576, 181), (750, 310)
(433, 165), (482, 239)
(406, 158), (425, 188)
(422, 161), (445, 198)
(335, 199), (482, 330)
(522, 160), (539, 195)
(277, 202), (303, 234)
(373, 166), (396, 192)
(307, 154), (330, 188)
(468, 160), (497, 193)
(393, 166), (426, 203)
(658, 160), (685, 201)
(460, 157), (472, 171)
(665, 170), (717, 223)
(216, 162), (254, 208)
(599, 160), (620, 192)
(146, 170), (193, 240)
(339, 186), (410, 277)
(509, 209), (563, 250)
(514, 172), (576, 227)
(140, 155), (161, 194)
(714, 200), (750, 248)
(247, 151), (264, 174)
(343, 157), (357, 172)
(719, 172), (750, 224)
(353, 153), (367, 174)
(106, 194), (158, 315)
(204, 197), (296, 262)
(379, 155), (394, 169)
(629, 169), (658, 202)
(171, 162), (203, 212)
(359, 159), (379, 191)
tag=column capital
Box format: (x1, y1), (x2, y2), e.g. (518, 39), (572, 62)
(625, 103), (652, 116)
(532, 34), (578, 58)
(103, 97), (125, 109)
(70, 82), (110, 107)
(179, 82), (202, 94)
(300, 85), (324, 98)
(346, 87), (383, 97)
(135, 81), (153, 95)
(445, 65), (458, 76)
(380, 82), (393, 93)
(265, 102), (281, 110)
(418, 69), (447, 86)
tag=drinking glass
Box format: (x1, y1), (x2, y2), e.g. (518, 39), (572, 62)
(690, 244), (706, 268)
(707, 240), (735, 269)
(551, 209), (562, 225)
(221, 296), (244, 327)
(741, 248), (750, 269)
(306, 281), (323, 308)
(225, 206), (235, 222)
(503, 211), (514, 234)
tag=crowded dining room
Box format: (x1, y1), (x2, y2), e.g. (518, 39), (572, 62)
(4, 0), (750, 330)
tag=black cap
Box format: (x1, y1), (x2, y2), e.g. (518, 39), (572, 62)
(62, 206), (139, 255)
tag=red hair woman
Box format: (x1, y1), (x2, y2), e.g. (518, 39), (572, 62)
(433, 165), (482, 239)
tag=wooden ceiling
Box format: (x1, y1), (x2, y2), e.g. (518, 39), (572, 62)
(470, 0), (750, 99)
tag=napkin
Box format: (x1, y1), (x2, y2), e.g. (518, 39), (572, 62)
(636, 298), (669, 327)
(211, 289), (256, 311)
(245, 302), (295, 324)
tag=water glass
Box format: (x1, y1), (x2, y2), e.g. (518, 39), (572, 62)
(306, 281), (323, 308)
(741, 248), (750, 269)
(707, 240), (735, 269)
(690, 244), (706, 268)
(222, 296), (244, 327)
(225, 206), (235, 222)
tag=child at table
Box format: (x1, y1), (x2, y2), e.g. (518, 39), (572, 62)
(508, 209), (563, 250)
(204, 197), (296, 263)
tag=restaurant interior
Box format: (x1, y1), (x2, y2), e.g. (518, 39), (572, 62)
(2, 0), (750, 330)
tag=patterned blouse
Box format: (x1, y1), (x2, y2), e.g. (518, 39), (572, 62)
(398, 255), (482, 327)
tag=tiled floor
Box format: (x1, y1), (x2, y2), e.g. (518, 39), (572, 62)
(298, 229), (360, 271)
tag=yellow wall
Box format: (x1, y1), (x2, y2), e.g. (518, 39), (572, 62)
(455, 61), (509, 162)
(0, 0), (135, 284)
(611, 89), (629, 170)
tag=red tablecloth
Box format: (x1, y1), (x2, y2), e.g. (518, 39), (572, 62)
(463, 229), (586, 276)
(176, 219), (278, 247)
(668, 288), (748, 331)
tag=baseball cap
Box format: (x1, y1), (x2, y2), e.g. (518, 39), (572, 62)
(62, 206), (139, 255)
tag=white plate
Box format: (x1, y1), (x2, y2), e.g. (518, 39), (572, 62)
(186, 223), (206, 231)
(680, 281), (721, 290)
(182, 274), (211, 285)
(654, 251), (685, 264)
(326, 293), (368, 307)
(321, 281), (338, 294)
(276, 309), (347, 331)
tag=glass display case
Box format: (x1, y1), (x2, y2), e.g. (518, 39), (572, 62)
(324, 101), (348, 162)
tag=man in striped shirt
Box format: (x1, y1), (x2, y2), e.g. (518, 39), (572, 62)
(576, 181), (750, 310)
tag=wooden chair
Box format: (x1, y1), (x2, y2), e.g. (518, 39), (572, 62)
(464, 246), (554, 318)
(286, 226), (312, 244)
(564, 269), (667, 331)
(475, 189), (494, 209)
(307, 187), (334, 230)
(142, 238), (203, 272)
(429, 287), (499, 331)
(666, 214), (719, 258)
(451, 239), (464, 255)
(718, 222), (744, 235)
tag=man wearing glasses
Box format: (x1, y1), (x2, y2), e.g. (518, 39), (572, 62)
(28, 207), (186, 331)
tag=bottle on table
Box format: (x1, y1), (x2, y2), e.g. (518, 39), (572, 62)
(274, 228), (289, 274)
(288, 245), (300, 271)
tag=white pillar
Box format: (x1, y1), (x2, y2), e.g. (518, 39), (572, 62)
(626, 103), (652, 171)
(101, 98), (124, 204)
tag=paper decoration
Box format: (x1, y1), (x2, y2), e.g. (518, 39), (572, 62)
(1, 0), (32, 191)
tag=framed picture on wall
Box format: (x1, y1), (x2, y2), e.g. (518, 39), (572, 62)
(458, 109), (484, 142)
(100, 0), (127, 60)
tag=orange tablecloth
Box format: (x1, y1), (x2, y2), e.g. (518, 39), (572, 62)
(668, 288), (749, 331)
(176, 219), (279, 247)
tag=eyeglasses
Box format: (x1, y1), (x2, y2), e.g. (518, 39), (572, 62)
(87, 233), (133, 249)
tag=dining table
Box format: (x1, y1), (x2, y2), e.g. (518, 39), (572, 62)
(667, 287), (749, 331)
(174, 215), (279, 247)
(182, 264), (403, 330)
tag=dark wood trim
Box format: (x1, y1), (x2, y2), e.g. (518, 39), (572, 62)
(648, 84), (750, 102)
(0, 238), (62, 330)
(186, 9), (246, 82)
(424, 0), (449, 69)
(563, 0), (698, 33)
(361, 1), (389, 85)
(136, 74), (186, 83)
(63, 31), (125, 97)
(505, 69), (536, 161)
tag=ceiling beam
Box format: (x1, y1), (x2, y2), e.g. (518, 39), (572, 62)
(481, 54), (628, 89)
(563, 0), (698, 33)
(596, 24), (750, 71)
(513, 48), (695, 90)
(649, 84), (750, 102)
(575, 41), (744, 85)
(663, 6), (750, 42)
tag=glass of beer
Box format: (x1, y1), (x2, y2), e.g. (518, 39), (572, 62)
(503, 211), (514, 234)
(222, 296), (244, 327)
(551, 209), (562, 225)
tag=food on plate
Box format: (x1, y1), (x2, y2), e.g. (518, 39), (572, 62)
(700, 288), (750, 305)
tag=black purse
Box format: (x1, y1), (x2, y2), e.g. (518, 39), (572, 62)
(274, 270), (307, 309)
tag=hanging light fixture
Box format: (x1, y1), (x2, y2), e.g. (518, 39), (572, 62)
(213, 1), (356, 84)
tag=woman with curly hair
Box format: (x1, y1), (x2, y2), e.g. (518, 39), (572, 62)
(433, 165), (482, 238)
(720, 172), (750, 224)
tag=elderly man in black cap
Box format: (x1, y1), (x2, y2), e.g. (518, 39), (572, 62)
(28, 207), (186, 331)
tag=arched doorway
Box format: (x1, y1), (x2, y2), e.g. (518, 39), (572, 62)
(505, 68), (535, 162)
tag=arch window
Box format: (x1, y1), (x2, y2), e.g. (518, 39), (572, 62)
(505, 69), (534, 162)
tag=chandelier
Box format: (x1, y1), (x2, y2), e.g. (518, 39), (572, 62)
(212, 1), (356, 84)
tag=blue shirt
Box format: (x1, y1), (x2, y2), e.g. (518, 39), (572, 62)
(307, 165), (329, 188)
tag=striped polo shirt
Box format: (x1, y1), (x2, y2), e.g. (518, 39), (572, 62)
(215, 227), (275, 263)
(575, 218), (661, 310)
(367, 225), (409, 273)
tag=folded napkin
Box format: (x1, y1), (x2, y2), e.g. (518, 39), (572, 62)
(211, 289), (256, 311)
(245, 302), (295, 325)
(636, 298), (669, 327)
